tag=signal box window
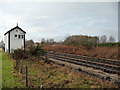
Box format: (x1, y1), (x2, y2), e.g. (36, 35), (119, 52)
(18, 35), (20, 39)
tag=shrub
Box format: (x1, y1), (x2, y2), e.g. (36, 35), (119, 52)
(10, 49), (27, 71)
(96, 43), (119, 47)
(2, 46), (5, 52)
(25, 39), (34, 47)
(27, 44), (46, 57)
(10, 49), (26, 60)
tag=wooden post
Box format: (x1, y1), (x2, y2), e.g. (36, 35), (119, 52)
(25, 65), (28, 87)
(20, 60), (23, 73)
(16, 60), (18, 70)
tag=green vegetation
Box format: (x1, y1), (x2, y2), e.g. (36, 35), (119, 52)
(0, 49), (2, 89)
(10, 49), (26, 60)
(96, 42), (120, 47)
(63, 35), (119, 48)
(2, 52), (23, 88)
(10, 44), (45, 62)
(27, 44), (46, 57)
(26, 39), (34, 47)
(2, 47), (117, 88)
(64, 35), (99, 49)
(20, 58), (116, 88)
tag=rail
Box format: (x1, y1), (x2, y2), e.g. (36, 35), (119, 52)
(46, 51), (120, 74)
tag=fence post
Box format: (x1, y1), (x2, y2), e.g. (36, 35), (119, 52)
(25, 65), (28, 87)
(20, 60), (23, 73)
(16, 60), (18, 71)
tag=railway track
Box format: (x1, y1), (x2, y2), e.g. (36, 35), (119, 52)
(46, 51), (120, 75)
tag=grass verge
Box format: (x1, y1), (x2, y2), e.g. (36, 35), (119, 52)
(0, 49), (2, 89)
(2, 51), (23, 88)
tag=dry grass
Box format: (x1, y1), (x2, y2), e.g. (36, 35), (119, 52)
(42, 45), (119, 60)
(17, 57), (118, 88)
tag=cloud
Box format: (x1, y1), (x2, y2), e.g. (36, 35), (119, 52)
(0, 0), (119, 2)
(0, 2), (118, 42)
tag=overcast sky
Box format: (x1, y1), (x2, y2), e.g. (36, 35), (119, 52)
(0, 2), (118, 42)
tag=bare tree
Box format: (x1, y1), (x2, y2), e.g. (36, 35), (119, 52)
(99, 35), (107, 43)
(108, 35), (115, 43)
(26, 39), (34, 47)
(46, 39), (49, 44)
(49, 39), (55, 44)
(41, 38), (45, 44)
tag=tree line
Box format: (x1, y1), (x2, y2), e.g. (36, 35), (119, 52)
(64, 35), (116, 45)
(99, 35), (115, 43)
(25, 35), (117, 48)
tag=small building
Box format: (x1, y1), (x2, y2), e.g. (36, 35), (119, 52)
(4, 25), (26, 53)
